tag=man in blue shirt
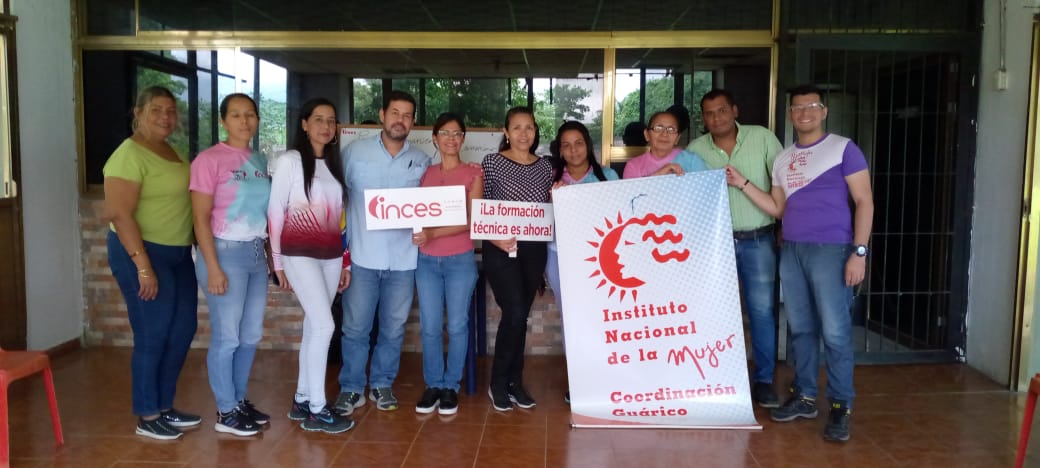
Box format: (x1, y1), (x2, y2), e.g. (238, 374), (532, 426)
(334, 90), (430, 413)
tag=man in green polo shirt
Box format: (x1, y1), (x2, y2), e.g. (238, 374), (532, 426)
(688, 88), (784, 408)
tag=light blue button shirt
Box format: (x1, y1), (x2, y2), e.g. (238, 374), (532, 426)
(342, 133), (430, 270)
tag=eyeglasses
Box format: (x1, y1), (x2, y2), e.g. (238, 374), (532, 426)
(436, 130), (465, 138)
(789, 102), (826, 113)
(649, 125), (679, 135)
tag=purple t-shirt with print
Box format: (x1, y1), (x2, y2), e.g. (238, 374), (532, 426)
(771, 134), (868, 243)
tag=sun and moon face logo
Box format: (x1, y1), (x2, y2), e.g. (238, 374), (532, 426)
(586, 211), (691, 302)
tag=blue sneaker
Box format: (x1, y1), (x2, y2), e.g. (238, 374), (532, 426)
(369, 387), (399, 411)
(160, 408), (201, 428)
(300, 406), (355, 434)
(288, 399), (309, 421)
(237, 400), (269, 425)
(770, 395), (818, 422)
(823, 402), (852, 442)
(333, 391), (365, 416)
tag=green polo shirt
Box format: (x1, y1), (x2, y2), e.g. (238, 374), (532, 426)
(103, 138), (193, 246)
(687, 123), (783, 231)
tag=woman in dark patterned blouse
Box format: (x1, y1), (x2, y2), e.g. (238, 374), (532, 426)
(481, 106), (554, 412)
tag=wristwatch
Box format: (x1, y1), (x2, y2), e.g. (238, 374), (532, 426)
(854, 244), (869, 257)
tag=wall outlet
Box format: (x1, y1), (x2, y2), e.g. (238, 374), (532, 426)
(995, 69), (1009, 90)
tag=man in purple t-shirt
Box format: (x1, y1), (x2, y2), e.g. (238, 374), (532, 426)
(723, 84), (874, 443)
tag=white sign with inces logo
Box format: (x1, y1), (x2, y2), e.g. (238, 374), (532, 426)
(363, 186), (467, 231)
(469, 199), (555, 242)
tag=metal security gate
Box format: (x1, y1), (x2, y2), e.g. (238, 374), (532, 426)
(790, 36), (978, 363)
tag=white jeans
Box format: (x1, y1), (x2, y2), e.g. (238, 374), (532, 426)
(282, 255), (341, 413)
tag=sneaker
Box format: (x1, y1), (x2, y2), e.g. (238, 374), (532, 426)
(564, 391), (571, 404)
(160, 408), (202, 428)
(438, 389), (459, 415)
(369, 387), (399, 411)
(488, 386), (512, 412)
(136, 417), (183, 440)
(415, 387), (441, 414)
(300, 406), (355, 434)
(823, 403), (852, 442)
(752, 382), (780, 408)
(507, 382), (536, 409)
(238, 400), (270, 425)
(214, 408), (261, 436)
(288, 399), (310, 421)
(333, 391), (366, 416)
(771, 395), (818, 422)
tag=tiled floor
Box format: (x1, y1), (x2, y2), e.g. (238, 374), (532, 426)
(5, 347), (1034, 467)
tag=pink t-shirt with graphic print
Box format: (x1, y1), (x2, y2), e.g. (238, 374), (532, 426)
(189, 142), (271, 241)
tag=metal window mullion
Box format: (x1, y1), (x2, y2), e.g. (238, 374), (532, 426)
(915, 52), (928, 346)
(894, 50), (911, 349)
(880, 50), (895, 351)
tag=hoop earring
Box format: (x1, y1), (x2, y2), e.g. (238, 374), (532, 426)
(331, 132), (339, 145)
(131, 116), (139, 132)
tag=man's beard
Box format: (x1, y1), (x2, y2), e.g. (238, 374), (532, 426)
(385, 124), (408, 141)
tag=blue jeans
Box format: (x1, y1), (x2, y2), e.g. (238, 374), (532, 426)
(107, 231), (198, 416)
(734, 232), (778, 384)
(545, 247), (563, 316)
(416, 251), (477, 391)
(338, 265), (416, 392)
(779, 241), (855, 406)
(545, 247), (568, 349)
(195, 238), (268, 413)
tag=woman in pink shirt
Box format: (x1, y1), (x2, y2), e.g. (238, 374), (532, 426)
(622, 111), (709, 178)
(411, 113), (483, 416)
(190, 93), (271, 437)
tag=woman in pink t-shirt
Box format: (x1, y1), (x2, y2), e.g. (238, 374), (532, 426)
(622, 111), (709, 178)
(411, 112), (483, 416)
(190, 93), (272, 437)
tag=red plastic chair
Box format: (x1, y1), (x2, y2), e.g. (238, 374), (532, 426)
(1017, 373), (1040, 468)
(0, 345), (64, 467)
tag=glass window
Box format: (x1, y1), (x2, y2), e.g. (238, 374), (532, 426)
(82, 49), (289, 185)
(166, 50), (189, 64)
(217, 49), (236, 76)
(352, 79), (381, 124)
(611, 48), (770, 158)
(235, 52), (255, 93)
(216, 74), (235, 142)
(197, 50), (212, 70)
(533, 77), (605, 158)
(684, 71), (714, 139)
(135, 66), (190, 158)
(258, 59), (287, 156)
(422, 78), (513, 129)
(197, 70), (213, 148)
(614, 68), (676, 146)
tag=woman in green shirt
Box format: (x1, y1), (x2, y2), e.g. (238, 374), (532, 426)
(103, 86), (201, 440)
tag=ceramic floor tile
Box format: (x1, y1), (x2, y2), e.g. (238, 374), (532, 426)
(6, 348), (1029, 468)
(329, 441), (411, 467)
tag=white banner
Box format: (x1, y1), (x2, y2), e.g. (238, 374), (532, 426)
(340, 126), (503, 165)
(470, 199), (554, 241)
(553, 171), (759, 429)
(363, 186), (467, 231)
